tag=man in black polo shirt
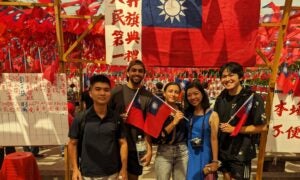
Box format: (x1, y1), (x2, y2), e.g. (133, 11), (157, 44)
(68, 75), (128, 180)
(214, 62), (267, 180)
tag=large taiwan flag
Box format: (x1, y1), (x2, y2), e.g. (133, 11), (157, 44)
(142, 0), (260, 67)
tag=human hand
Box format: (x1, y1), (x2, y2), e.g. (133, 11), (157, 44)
(119, 168), (128, 180)
(72, 169), (82, 180)
(219, 123), (234, 133)
(140, 150), (152, 166)
(120, 113), (128, 122)
(173, 111), (184, 125)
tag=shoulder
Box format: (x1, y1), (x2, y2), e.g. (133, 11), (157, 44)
(140, 86), (153, 97)
(111, 85), (124, 95)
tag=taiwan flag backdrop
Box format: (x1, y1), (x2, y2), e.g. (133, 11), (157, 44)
(142, 0), (260, 67)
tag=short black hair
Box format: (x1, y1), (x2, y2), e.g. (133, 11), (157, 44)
(156, 82), (164, 90)
(127, 59), (146, 73)
(184, 81), (210, 116)
(89, 74), (111, 88)
(219, 62), (244, 79)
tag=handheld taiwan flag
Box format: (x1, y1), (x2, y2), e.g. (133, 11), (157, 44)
(293, 70), (300, 97)
(230, 94), (254, 136)
(144, 95), (172, 138)
(142, 0), (260, 67)
(126, 91), (145, 130)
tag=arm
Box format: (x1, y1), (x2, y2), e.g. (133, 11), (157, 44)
(141, 134), (152, 166)
(219, 123), (268, 134)
(119, 138), (128, 180)
(205, 112), (220, 172)
(68, 138), (82, 180)
(164, 111), (184, 134)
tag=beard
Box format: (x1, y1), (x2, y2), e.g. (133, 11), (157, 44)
(129, 76), (143, 85)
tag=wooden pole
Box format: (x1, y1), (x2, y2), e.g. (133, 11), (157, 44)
(256, 0), (293, 179)
(54, 0), (65, 73)
(53, 1), (69, 179)
(0, 1), (53, 7)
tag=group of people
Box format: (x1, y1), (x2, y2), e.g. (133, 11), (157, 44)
(68, 60), (267, 180)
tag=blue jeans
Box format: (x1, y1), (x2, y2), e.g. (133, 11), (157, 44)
(154, 143), (188, 180)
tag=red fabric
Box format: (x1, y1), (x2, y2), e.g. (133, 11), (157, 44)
(1, 152), (41, 180)
(276, 63), (292, 94)
(142, 0), (260, 67)
(67, 102), (75, 115)
(293, 74), (300, 96)
(231, 96), (254, 136)
(126, 96), (145, 130)
(43, 59), (59, 83)
(68, 114), (74, 127)
(144, 96), (172, 138)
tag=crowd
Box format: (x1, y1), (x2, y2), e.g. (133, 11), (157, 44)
(66, 60), (268, 180)
(0, 60), (268, 180)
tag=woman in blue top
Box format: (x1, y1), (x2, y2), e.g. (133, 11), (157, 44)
(185, 82), (220, 180)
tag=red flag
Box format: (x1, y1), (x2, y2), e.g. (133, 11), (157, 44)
(293, 71), (300, 97)
(43, 59), (59, 83)
(126, 95), (145, 130)
(277, 62), (291, 94)
(231, 95), (254, 136)
(144, 96), (172, 138)
(142, 0), (260, 67)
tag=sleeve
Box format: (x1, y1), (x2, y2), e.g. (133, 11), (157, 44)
(68, 114), (81, 139)
(117, 116), (127, 139)
(251, 94), (266, 125)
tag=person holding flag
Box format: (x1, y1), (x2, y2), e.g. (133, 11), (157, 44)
(109, 60), (153, 180)
(146, 82), (188, 180)
(214, 62), (267, 180)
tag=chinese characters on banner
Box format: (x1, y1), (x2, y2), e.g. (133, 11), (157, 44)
(266, 90), (300, 153)
(105, 0), (141, 65)
(0, 73), (69, 146)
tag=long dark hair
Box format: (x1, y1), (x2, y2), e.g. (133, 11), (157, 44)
(184, 81), (210, 117)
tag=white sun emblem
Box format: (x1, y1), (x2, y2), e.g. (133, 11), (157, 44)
(158, 0), (187, 23)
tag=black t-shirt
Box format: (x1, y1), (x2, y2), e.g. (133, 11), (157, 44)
(214, 87), (265, 161)
(153, 114), (187, 145)
(109, 85), (153, 151)
(68, 107), (126, 176)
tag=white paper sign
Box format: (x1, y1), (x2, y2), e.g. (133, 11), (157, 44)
(266, 91), (300, 153)
(0, 73), (69, 146)
(105, 0), (142, 65)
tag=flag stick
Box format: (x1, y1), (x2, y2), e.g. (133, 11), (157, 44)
(227, 93), (254, 124)
(23, 50), (27, 72)
(38, 47), (43, 73)
(8, 48), (12, 72)
(152, 94), (190, 122)
(125, 88), (140, 116)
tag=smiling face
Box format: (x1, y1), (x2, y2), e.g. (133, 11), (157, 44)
(127, 64), (145, 86)
(220, 68), (243, 93)
(163, 84), (181, 105)
(89, 82), (111, 105)
(186, 87), (203, 108)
